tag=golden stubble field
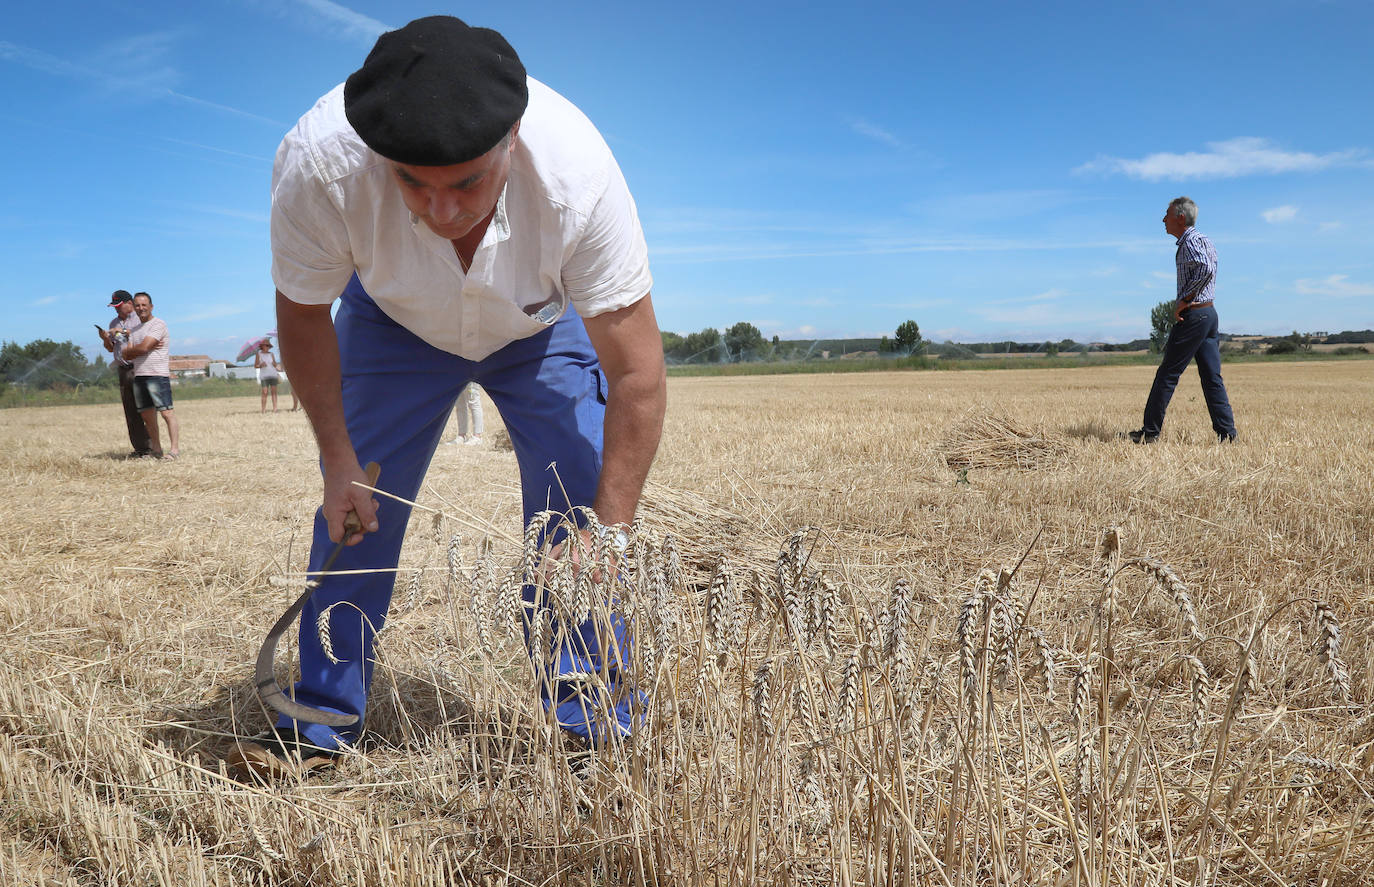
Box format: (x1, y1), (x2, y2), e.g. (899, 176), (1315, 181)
(2, 360), (1371, 886)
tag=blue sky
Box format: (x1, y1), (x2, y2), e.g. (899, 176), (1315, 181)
(4, 0), (1372, 361)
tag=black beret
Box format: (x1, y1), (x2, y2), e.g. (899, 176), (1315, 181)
(344, 15), (528, 166)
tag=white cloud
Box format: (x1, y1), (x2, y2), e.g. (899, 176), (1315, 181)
(1294, 274), (1374, 299)
(35, 295), (59, 305)
(850, 118), (902, 148)
(1261, 205), (1299, 224)
(1318, 221), (1343, 233)
(294, 0), (391, 42)
(166, 92), (285, 127)
(1075, 137), (1366, 181)
(0, 40), (87, 78)
(0, 34), (182, 96)
(0, 36), (280, 125)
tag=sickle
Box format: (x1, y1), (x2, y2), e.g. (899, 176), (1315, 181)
(255, 462), (381, 727)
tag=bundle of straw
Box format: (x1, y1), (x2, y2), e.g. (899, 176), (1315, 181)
(938, 409), (1070, 471)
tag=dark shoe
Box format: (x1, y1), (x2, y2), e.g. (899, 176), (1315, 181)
(1217, 432), (1237, 443)
(225, 726), (341, 780)
(1127, 430), (1158, 444)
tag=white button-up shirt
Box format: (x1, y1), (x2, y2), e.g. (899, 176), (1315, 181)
(271, 78), (652, 361)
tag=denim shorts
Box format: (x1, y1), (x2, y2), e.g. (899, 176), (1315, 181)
(132, 375), (174, 411)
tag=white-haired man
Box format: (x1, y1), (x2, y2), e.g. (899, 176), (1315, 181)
(1129, 197), (1237, 444)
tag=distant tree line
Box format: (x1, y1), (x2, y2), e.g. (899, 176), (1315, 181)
(1324, 329), (1374, 344)
(659, 316), (1374, 365)
(0, 339), (113, 392)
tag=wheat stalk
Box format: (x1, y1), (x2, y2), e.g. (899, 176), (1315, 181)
(752, 660), (775, 739)
(249, 823), (284, 862)
(1027, 626), (1057, 704)
(403, 568), (424, 611)
(836, 647), (861, 733)
(1186, 654), (1211, 749)
(495, 572), (522, 639)
(317, 602), (341, 664)
(429, 510), (445, 548)
(521, 509), (558, 585)
(1313, 601), (1352, 701)
(469, 555), (494, 658)
(1070, 660), (1094, 797)
(957, 588), (982, 732)
(1127, 556), (1203, 641)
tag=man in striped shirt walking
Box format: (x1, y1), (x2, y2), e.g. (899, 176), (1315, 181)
(1129, 197), (1238, 444)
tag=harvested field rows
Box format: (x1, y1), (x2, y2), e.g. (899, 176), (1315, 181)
(2, 360), (1371, 885)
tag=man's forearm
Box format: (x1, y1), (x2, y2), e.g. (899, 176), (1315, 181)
(275, 291), (355, 468)
(593, 367), (666, 526)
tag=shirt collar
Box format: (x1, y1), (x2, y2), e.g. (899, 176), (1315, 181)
(408, 184), (511, 249)
(487, 184), (511, 244)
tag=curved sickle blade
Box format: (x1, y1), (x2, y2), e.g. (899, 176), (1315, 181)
(254, 462), (380, 727)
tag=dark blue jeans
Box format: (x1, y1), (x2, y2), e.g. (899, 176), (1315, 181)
(1141, 303), (1236, 438)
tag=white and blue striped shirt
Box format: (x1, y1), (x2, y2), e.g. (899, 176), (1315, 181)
(1175, 227), (1217, 305)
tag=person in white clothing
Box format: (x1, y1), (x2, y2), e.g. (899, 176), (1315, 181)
(255, 341), (281, 412)
(446, 382), (484, 445)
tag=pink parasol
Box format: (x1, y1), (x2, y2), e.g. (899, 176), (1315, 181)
(236, 335), (271, 363)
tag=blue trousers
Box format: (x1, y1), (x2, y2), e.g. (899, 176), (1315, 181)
(283, 275), (637, 749)
(1141, 303), (1237, 438)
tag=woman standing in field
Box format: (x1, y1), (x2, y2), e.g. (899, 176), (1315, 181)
(256, 341), (281, 413)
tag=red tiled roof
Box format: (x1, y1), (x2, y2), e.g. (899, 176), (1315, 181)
(168, 355), (211, 372)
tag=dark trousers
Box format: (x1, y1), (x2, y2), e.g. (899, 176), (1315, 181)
(1142, 303), (1236, 438)
(118, 363), (153, 454)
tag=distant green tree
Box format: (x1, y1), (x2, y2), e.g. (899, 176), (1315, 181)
(1043, 341), (1059, 357)
(723, 321), (767, 362)
(894, 320), (923, 354)
(0, 339), (101, 389)
(1266, 339), (1298, 355)
(1149, 300), (1177, 353)
(680, 327), (724, 363)
(660, 331), (684, 359)
(1285, 330), (1313, 352)
(878, 335), (892, 353)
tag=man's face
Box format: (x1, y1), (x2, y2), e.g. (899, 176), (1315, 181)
(1163, 208), (1188, 238)
(389, 126), (518, 241)
(132, 296), (152, 322)
(115, 301), (134, 318)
